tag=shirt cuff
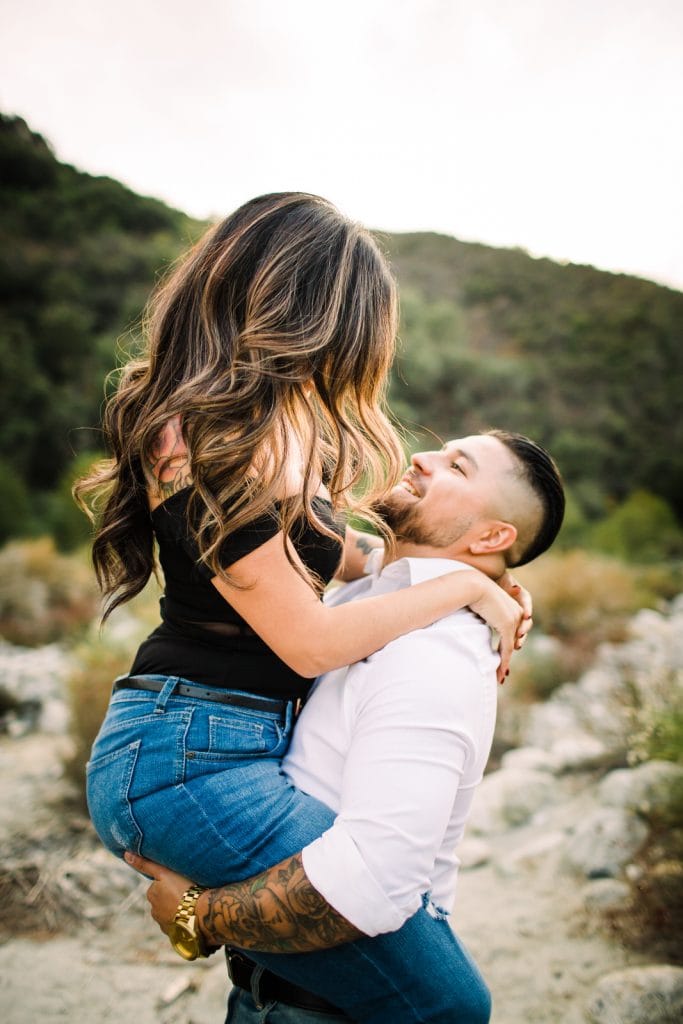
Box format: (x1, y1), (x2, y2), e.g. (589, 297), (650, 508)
(301, 825), (411, 937)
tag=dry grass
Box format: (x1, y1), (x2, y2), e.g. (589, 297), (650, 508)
(63, 574), (164, 796)
(514, 549), (666, 648)
(0, 538), (99, 646)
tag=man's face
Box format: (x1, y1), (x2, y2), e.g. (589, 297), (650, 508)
(380, 434), (516, 550)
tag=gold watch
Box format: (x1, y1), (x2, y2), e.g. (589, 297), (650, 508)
(168, 884), (209, 961)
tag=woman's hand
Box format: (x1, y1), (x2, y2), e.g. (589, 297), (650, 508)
(465, 572), (527, 684)
(124, 851), (193, 936)
(497, 571), (533, 651)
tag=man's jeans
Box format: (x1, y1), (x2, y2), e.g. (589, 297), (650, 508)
(87, 677), (491, 1024)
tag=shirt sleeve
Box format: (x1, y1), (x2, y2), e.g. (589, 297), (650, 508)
(301, 633), (480, 936)
(181, 510), (282, 580)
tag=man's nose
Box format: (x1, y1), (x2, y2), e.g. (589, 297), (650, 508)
(410, 451), (436, 474)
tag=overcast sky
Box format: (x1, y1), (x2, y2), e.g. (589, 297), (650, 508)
(2, 0), (682, 290)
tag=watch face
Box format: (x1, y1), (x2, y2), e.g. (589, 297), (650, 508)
(169, 920), (200, 961)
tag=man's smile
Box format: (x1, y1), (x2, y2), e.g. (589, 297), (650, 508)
(399, 472), (420, 498)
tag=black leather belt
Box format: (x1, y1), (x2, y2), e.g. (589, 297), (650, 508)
(227, 949), (345, 1016)
(113, 676), (288, 715)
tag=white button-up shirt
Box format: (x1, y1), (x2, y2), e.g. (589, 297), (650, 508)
(283, 555), (499, 937)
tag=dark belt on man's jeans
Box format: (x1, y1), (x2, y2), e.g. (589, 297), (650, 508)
(113, 676), (288, 715)
(227, 949), (344, 1016)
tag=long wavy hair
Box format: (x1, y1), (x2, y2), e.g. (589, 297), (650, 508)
(75, 192), (404, 620)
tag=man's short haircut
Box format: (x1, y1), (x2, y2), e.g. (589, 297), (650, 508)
(485, 429), (565, 566)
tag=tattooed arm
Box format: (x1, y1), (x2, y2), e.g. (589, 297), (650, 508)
(334, 526), (384, 582)
(125, 851), (363, 953)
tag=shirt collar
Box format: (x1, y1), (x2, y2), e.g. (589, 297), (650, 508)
(376, 555), (474, 588)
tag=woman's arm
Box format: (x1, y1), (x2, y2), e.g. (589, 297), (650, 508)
(125, 852), (362, 953)
(212, 535), (527, 683)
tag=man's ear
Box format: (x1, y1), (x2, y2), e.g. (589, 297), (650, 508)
(467, 521), (517, 556)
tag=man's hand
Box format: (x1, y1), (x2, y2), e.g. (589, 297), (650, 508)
(124, 851), (194, 936)
(126, 850), (362, 953)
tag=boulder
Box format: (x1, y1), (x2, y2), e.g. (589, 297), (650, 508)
(598, 761), (683, 821)
(581, 878), (632, 914)
(586, 965), (683, 1024)
(550, 732), (613, 772)
(564, 808), (649, 878)
(499, 746), (559, 774)
(468, 768), (555, 835)
(524, 698), (583, 750)
(496, 830), (566, 877)
(457, 837), (492, 870)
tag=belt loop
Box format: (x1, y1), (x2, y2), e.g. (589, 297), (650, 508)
(250, 962), (266, 1012)
(154, 677), (179, 713)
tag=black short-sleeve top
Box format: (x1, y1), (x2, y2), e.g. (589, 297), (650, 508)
(129, 488), (345, 699)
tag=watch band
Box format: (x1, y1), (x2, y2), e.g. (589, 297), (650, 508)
(169, 883), (210, 960)
(173, 884), (206, 928)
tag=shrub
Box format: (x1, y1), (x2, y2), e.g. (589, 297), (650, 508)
(0, 538), (99, 645)
(505, 634), (578, 702)
(63, 636), (131, 795)
(47, 451), (103, 551)
(0, 459), (32, 543)
(628, 681), (683, 769)
(64, 575), (163, 796)
(513, 549), (645, 647)
(589, 490), (683, 562)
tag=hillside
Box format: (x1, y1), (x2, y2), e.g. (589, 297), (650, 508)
(385, 233), (683, 518)
(1, 112), (682, 545)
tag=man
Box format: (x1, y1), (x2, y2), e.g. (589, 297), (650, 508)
(127, 429), (565, 1023)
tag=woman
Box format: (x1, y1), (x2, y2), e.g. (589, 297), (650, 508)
(78, 192), (527, 1022)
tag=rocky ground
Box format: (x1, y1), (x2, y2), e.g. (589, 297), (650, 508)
(1, 602), (682, 1024)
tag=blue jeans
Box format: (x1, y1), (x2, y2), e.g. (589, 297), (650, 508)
(87, 676), (491, 1023)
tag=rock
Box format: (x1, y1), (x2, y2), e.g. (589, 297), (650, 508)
(586, 965), (683, 1024)
(598, 761), (683, 821)
(628, 608), (668, 638)
(457, 837), (492, 870)
(0, 641), (72, 736)
(551, 732), (612, 772)
(157, 975), (197, 1007)
(468, 768), (555, 835)
(500, 746), (559, 773)
(496, 831), (566, 877)
(564, 808), (649, 878)
(524, 695), (583, 749)
(581, 878), (632, 914)
(40, 696), (71, 733)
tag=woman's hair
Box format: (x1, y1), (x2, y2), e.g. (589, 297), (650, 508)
(75, 192), (404, 619)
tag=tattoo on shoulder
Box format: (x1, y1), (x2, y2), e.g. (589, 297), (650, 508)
(145, 416), (192, 499)
(201, 853), (362, 953)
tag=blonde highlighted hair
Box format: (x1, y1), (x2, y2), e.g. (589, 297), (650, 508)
(75, 192), (404, 619)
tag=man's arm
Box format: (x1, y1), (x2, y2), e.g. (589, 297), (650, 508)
(125, 850), (364, 953)
(334, 526), (384, 582)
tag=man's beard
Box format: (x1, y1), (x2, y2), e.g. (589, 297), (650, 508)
(375, 490), (474, 548)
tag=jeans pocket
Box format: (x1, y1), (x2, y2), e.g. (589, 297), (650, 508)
(184, 707), (288, 770)
(86, 740), (144, 857)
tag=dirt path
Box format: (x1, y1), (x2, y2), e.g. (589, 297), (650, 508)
(0, 732), (650, 1023)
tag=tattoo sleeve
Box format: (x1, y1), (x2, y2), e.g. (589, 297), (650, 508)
(200, 853), (363, 953)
